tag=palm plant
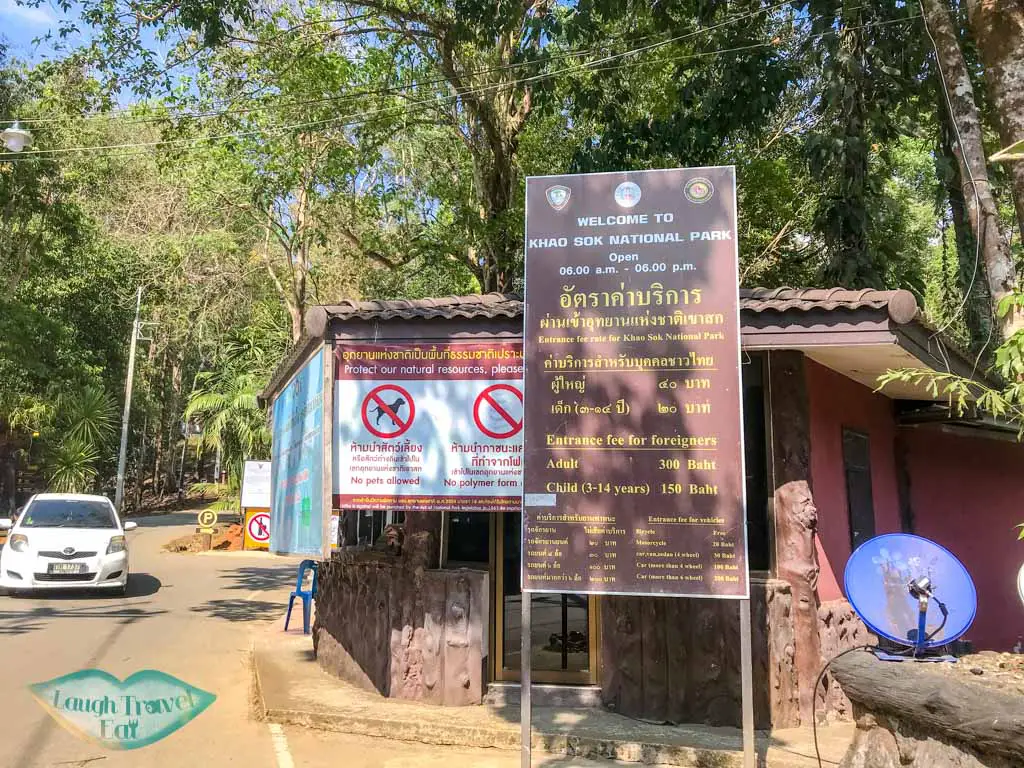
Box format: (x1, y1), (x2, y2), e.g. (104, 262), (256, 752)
(57, 385), (117, 447)
(183, 316), (284, 503)
(184, 367), (271, 463)
(35, 385), (118, 494)
(46, 437), (100, 493)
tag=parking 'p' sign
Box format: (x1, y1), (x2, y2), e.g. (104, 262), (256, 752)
(474, 384), (523, 439)
(197, 509), (217, 531)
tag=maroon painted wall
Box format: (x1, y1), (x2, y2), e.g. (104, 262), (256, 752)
(805, 359), (902, 601)
(902, 428), (1024, 651)
(804, 356), (1024, 651)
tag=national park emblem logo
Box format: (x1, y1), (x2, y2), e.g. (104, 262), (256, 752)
(613, 181), (642, 208)
(545, 185), (571, 211)
(684, 177), (714, 204)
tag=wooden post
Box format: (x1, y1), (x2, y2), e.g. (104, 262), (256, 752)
(767, 350), (822, 725)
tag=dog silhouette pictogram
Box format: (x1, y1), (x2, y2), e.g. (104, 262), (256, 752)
(370, 396), (407, 427)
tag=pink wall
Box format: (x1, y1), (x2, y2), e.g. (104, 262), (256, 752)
(902, 428), (1024, 651)
(805, 360), (902, 601)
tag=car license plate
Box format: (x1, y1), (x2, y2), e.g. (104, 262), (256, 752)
(48, 562), (86, 574)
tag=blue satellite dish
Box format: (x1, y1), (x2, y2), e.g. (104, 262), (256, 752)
(844, 533), (976, 651)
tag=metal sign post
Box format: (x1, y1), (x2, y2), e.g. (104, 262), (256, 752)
(520, 594), (532, 768)
(739, 597), (756, 768)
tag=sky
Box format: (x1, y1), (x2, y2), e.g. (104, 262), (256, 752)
(0, 0), (75, 61)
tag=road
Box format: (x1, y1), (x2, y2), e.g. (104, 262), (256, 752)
(0, 513), (609, 768)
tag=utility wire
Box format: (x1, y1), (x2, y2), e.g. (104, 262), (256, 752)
(1, 12), (918, 161)
(1, 0), (807, 127)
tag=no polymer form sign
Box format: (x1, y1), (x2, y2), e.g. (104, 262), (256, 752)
(333, 342), (524, 513)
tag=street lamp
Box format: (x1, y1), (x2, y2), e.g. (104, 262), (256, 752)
(1, 122), (33, 153)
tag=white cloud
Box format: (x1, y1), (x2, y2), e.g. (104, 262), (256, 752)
(0, 0), (56, 27)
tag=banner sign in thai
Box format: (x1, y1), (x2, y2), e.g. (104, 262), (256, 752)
(521, 166), (748, 598)
(333, 342), (524, 512)
(270, 347), (325, 555)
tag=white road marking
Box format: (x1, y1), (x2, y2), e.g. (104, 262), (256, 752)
(268, 723), (295, 768)
(245, 590), (261, 601)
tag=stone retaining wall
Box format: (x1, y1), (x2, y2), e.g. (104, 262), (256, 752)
(832, 650), (1024, 768)
(314, 552), (488, 706)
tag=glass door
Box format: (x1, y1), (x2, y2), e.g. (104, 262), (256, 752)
(493, 512), (599, 684)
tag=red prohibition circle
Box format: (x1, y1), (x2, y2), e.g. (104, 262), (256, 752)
(473, 384), (523, 439)
(361, 384), (416, 439)
(248, 513), (271, 542)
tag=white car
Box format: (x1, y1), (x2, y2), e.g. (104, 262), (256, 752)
(0, 493), (137, 596)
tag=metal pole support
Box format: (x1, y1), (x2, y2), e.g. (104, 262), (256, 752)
(521, 592), (532, 768)
(114, 287), (143, 513)
(739, 597), (756, 768)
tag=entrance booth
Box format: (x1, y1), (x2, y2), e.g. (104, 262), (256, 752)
(261, 288), (1018, 727)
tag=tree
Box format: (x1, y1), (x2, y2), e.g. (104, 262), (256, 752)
(921, 0), (1019, 332)
(183, 307), (288, 486)
(966, 0), (1024, 235)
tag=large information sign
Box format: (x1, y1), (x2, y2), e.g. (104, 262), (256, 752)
(522, 167), (747, 597)
(333, 342), (524, 512)
(270, 348), (325, 556)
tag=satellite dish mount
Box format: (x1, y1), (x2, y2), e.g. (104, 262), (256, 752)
(906, 576), (949, 658)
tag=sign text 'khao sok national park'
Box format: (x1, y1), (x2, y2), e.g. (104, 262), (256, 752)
(522, 167), (748, 598)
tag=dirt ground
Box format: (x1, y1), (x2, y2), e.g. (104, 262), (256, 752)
(163, 522), (244, 552)
(934, 651), (1024, 695)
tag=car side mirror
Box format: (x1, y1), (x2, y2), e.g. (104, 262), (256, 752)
(0, 519), (13, 531)
(123, 521), (138, 532)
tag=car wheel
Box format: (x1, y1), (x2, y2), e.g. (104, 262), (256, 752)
(115, 575), (130, 597)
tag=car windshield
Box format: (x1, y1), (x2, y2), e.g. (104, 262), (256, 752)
(19, 499), (118, 529)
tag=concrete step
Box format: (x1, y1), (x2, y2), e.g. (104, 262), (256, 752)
(251, 628), (852, 767)
(484, 682), (603, 709)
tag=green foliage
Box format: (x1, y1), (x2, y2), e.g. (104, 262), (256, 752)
(189, 465), (242, 513)
(184, 313), (286, 477)
(56, 384), (118, 449)
(3, 0), (1022, 515)
(799, 1), (931, 288)
(44, 437), (100, 493)
(877, 289), (1024, 442)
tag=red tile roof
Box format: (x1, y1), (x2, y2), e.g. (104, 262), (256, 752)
(313, 287), (919, 325)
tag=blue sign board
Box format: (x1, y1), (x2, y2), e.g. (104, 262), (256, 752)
(270, 347), (325, 555)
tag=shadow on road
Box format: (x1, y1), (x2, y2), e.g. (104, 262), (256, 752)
(129, 512), (201, 528)
(0, 603), (167, 636)
(125, 572), (162, 597)
(2, 573), (163, 601)
(219, 565), (297, 592)
(190, 598), (284, 622)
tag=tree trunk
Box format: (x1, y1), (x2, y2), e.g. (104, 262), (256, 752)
(287, 300), (303, 343)
(0, 429), (17, 515)
(967, 0), (1024, 235)
(939, 107), (991, 345)
(164, 361), (182, 492)
(922, 0), (1018, 332)
(152, 405), (164, 497)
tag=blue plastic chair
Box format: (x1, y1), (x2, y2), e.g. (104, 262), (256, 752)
(284, 559), (319, 634)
